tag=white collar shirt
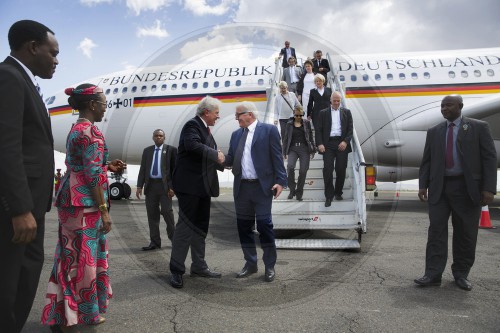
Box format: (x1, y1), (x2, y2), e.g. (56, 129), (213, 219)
(150, 144), (164, 178)
(289, 66), (299, 83)
(241, 120), (258, 179)
(329, 108), (342, 137)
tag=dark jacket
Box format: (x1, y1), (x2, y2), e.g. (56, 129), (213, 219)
(315, 106), (353, 153)
(282, 118), (315, 156)
(137, 144), (177, 194)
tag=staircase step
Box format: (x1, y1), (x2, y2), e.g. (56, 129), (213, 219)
(275, 238), (360, 249)
(273, 199), (356, 213)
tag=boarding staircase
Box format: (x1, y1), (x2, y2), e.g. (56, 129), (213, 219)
(263, 55), (367, 250)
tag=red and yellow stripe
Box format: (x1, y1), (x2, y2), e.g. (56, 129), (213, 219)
(133, 91), (267, 108)
(49, 105), (73, 116)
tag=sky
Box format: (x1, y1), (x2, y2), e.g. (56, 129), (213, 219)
(1, 0), (500, 96)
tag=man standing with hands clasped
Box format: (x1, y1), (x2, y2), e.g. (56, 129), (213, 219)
(415, 94), (497, 291)
(137, 129), (177, 251)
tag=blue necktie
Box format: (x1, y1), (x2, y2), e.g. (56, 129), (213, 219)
(152, 147), (160, 176)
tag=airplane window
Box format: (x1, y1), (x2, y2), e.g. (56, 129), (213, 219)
(214, 81), (220, 88)
(474, 70), (481, 77)
(161, 84), (167, 91)
(172, 84), (177, 90)
(203, 82), (209, 88)
(448, 71), (455, 78)
(339, 75), (345, 81)
(122, 87), (128, 93)
(487, 69), (494, 76)
(236, 80), (241, 86)
(387, 73), (393, 80)
(182, 83), (187, 90)
(131, 86), (137, 93)
(258, 79), (264, 86)
(113, 88), (118, 94)
(141, 86), (147, 92)
(192, 82), (198, 89)
(362, 74), (369, 81)
(225, 81), (231, 87)
(461, 70), (468, 78)
(399, 73), (406, 80)
(151, 85), (157, 92)
(411, 73), (418, 80)
(424, 72), (430, 79)
(105, 89), (110, 95)
(374, 74), (381, 81)
(350, 75), (357, 82)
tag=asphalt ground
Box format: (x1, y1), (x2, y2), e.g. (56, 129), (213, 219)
(21, 190), (500, 333)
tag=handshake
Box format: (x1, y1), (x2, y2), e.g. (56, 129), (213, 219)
(217, 150), (225, 164)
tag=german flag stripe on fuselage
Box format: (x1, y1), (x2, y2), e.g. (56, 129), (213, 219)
(346, 82), (500, 98)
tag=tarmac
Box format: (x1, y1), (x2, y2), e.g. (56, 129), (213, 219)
(22, 190), (500, 333)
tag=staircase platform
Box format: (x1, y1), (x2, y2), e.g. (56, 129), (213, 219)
(275, 238), (360, 249)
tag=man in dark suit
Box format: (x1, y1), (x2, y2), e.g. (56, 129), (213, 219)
(169, 96), (225, 288)
(225, 101), (287, 282)
(0, 20), (59, 333)
(315, 92), (353, 207)
(279, 41), (296, 68)
(415, 95), (497, 291)
(312, 50), (330, 81)
(136, 129), (177, 251)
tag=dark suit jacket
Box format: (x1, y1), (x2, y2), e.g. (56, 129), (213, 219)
(137, 144), (177, 194)
(282, 118), (315, 155)
(419, 117), (497, 205)
(312, 58), (330, 77)
(307, 87), (332, 121)
(279, 47), (296, 68)
(172, 116), (223, 197)
(0, 56), (54, 220)
(315, 106), (353, 153)
(225, 121), (287, 198)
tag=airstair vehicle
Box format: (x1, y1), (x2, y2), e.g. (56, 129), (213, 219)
(264, 54), (368, 250)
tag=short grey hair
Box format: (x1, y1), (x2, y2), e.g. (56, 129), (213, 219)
(236, 101), (259, 118)
(278, 81), (288, 88)
(196, 95), (222, 116)
(314, 74), (325, 83)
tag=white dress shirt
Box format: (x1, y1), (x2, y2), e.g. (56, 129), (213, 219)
(150, 144), (164, 178)
(329, 108), (342, 137)
(241, 120), (258, 179)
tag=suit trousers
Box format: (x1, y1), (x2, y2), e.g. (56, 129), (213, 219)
(0, 214), (45, 333)
(235, 181), (277, 268)
(322, 138), (349, 199)
(145, 180), (175, 247)
(287, 145), (311, 196)
(169, 192), (211, 274)
(425, 176), (481, 279)
(279, 119), (289, 142)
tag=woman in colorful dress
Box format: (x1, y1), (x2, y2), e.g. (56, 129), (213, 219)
(41, 83), (126, 333)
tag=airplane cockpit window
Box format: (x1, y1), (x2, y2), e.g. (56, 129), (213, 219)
(374, 74), (381, 81)
(131, 86), (137, 93)
(411, 73), (418, 80)
(236, 80), (241, 86)
(214, 81), (220, 88)
(151, 85), (157, 92)
(487, 69), (494, 76)
(350, 75), (357, 82)
(399, 73), (406, 80)
(225, 81), (230, 87)
(424, 72), (430, 79)
(448, 71), (455, 78)
(182, 83), (187, 90)
(105, 89), (110, 95)
(362, 74), (369, 81)
(46, 96), (56, 105)
(461, 70), (468, 78)
(192, 82), (198, 89)
(113, 88), (118, 94)
(122, 87), (128, 93)
(141, 86), (147, 92)
(161, 84), (167, 91)
(203, 82), (209, 88)
(387, 73), (393, 80)
(339, 75), (345, 81)
(258, 79), (264, 86)
(474, 70), (481, 77)
(172, 84), (177, 90)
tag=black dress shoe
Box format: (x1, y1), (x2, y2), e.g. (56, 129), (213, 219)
(455, 277), (472, 291)
(170, 273), (183, 288)
(264, 267), (275, 282)
(296, 193), (303, 201)
(414, 275), (442, 286)
(142, 243), (161, 251)
(325, 198), (332, 207)
(190, 268), (222, 278)
(236, 263), (258, 278)
(334, 195), (343, 201)
(287, 191), (295, 199)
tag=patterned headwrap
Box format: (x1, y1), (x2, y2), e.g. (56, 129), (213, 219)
(64, 86), (103, 96)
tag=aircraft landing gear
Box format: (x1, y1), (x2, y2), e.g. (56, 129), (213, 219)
(109, 172), (131, 200)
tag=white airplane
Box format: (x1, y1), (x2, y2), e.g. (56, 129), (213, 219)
(46, 47), (500, 197)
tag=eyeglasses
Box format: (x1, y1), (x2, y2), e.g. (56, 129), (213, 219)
(294, 114), (303, 117)
(235, 111), (249, 119)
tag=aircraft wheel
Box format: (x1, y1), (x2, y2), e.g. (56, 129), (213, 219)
(109, 182), (124, 200)
(122, 183), (132, 199)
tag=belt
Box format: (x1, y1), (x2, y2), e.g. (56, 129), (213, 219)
(149, 178), (163, 182)
(293, 142), (303, 146)
(329, 136), (342, 140)
(241, 179), (258, 183)
(444, 174), (464, 180)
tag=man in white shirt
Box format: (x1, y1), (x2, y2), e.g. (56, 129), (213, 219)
(282, 57), (302, 93)
(279, 41), (297, 68)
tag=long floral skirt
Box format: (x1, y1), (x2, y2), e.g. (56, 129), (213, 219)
(41, 206), (112, 326)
